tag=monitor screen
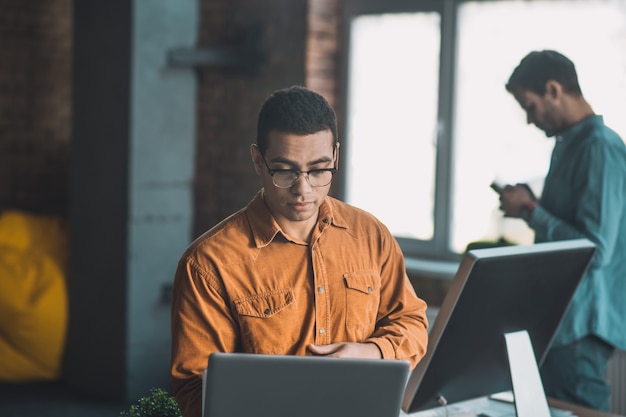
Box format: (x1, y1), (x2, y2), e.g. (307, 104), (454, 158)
(402, 239), (596, 413)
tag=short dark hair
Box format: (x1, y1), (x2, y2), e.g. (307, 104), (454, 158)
(505, 50), (582, 96)
(256, 85), (338, 155)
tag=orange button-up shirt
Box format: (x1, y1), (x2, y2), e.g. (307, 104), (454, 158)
(171, 191), (429, 417)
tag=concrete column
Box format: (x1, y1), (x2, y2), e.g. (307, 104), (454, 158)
(126, 0), (197, 400)
(68, 0), (197, 402)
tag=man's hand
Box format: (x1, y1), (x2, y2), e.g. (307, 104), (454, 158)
(307, 342), (382, 359)
(499, 183), (536, 218)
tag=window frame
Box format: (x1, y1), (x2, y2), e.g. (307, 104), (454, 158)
(338, 0), (460, 262)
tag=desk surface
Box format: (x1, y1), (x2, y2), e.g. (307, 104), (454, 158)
(548, 398), (624, 417)
(401, 396), (625, 417)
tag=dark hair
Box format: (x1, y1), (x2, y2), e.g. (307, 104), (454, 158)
(505, 50), (582, 96)
(256, 85), (338, 155)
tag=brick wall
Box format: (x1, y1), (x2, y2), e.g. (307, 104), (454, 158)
(307, 0), (341, 110)
(307, 0), (343, 197)
(0, 0), (344, 230)
(0, 0), (72, 215)
(193, 0), (343, 237)
(193, 0), (309, 236)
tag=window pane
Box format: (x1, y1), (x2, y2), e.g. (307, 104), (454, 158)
(451, 0), (626, 253)
(345, 13), (440, 240)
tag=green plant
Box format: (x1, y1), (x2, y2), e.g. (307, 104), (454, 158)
(119, 387), (182, 417)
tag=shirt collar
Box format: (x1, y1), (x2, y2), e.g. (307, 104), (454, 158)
(246, 190), (281, 248)
(246, 190), (348, 248)
(556, 114), (602, 142)
(319, 196), (348, 231)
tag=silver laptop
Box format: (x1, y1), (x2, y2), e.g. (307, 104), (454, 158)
(203, 352), (410, 417)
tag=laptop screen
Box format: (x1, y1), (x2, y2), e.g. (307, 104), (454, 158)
(203, 352), (410, 417)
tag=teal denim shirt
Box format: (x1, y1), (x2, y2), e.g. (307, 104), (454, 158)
(528, 115), (626, 349)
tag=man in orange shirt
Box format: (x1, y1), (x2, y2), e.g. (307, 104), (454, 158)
(170, 86), (429, 417)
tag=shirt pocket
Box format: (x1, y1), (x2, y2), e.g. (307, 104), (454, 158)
(232, 289), (300, 353)
(233, 289), (295, 318)
(343, 272), (381, 333)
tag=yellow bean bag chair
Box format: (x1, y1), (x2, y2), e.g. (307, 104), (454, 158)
(0, 210), (68, 381)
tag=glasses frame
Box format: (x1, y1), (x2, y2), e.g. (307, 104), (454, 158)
(260, 150), (338, 189)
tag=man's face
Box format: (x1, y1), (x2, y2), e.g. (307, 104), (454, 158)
(513, 87), (563, 137)
(251, 129), (337, 231)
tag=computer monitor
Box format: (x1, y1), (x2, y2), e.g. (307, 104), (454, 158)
(402, 238), (596, 413)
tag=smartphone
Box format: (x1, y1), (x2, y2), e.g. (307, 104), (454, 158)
(491, 181), (537, 200)
(490, 181), (505, 195)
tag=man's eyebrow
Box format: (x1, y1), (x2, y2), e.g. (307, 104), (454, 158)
(269, 155), (333, 167)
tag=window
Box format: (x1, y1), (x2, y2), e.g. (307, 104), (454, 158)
(345, 11), (440, 242)
(342, 0), (626, 261)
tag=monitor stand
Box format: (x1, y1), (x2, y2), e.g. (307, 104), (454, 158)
(504, 330), (551, 417)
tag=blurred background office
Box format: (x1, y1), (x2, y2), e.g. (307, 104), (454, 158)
(0, 0), (625, 415)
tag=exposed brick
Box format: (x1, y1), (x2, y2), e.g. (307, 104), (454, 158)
(0, 0), (345, 226)
(0, 0), (72, 215)
(193, 0), (310, 236)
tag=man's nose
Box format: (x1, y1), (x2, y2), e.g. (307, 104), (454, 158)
(291, 173), (313, 193)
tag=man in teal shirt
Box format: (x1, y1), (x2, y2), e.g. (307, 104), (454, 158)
(499, 50), (626, 411)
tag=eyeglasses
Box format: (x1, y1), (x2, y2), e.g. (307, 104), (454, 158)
(260, 153), (337, 188)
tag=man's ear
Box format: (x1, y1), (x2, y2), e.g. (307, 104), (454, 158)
(250, 144), (263, 176)
(545, 80), (562, 100)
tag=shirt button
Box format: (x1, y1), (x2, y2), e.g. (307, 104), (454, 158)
(319, 328), (326, 334)
(368, 286), (373, 293)
(318, 286), (324, 293)
(264, 308), (271, 315)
